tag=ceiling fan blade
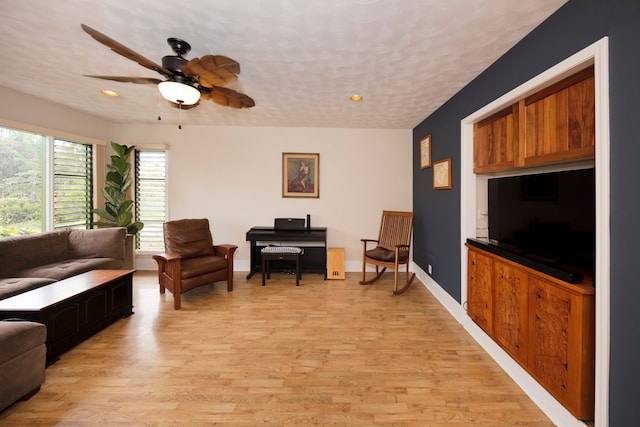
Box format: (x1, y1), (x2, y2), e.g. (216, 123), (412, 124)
(84, 75), (162, 84)
(201, 86), (255, 109)
(81, 24), (172, 77)
(182, 55), (240, 88)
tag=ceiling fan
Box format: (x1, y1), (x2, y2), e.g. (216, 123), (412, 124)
(80, 24), (254, 110)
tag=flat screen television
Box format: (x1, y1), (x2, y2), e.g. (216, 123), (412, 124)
(487, 168), (595, 273)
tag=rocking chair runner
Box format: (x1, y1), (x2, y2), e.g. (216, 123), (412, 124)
(360, 210), (416, 294)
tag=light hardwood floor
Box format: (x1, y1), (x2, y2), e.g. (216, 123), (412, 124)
(1, 271), (555, 426)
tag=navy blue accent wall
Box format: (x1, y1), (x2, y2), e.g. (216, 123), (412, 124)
(412, 0), (640, 424)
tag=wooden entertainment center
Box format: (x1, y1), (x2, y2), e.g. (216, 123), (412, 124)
(466, 242), (594, 419)
(469, 66), (596, 420)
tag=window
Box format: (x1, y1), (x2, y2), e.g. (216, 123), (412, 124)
(0, 126), (93, 237)
(135, 149), (167, 251)
(53, 139), (93, 229)
(0, 127), (46, 236)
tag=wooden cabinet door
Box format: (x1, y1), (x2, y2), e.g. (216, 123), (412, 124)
(467, 248), (493, 334)
(473, 104), (519, 173)
(523, 66), (595, 166)
(493, 259), (528, 364)
(528, 276), (595, 420)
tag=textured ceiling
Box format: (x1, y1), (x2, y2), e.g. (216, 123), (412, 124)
(0, 0), (566, 129)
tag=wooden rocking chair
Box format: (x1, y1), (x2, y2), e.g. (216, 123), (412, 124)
(360, 210), (416, 294)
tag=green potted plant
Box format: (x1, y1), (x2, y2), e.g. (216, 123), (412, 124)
(93, 141), (144, 235)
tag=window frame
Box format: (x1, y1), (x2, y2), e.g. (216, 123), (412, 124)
(134, 147), (168, 252)
(0, 126), (95, 236)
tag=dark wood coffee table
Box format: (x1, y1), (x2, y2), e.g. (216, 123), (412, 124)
(0, 269), (134, 364)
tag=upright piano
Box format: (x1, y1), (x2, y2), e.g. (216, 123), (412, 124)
(245, 222), (327, 279)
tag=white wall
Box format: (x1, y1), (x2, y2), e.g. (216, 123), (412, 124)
(0, 86), (113, 144)
(114, 124), (413, 271)
(0, 87), (413, 272)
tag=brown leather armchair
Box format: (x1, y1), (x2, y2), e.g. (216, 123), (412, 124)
(153, 218), (237, 309)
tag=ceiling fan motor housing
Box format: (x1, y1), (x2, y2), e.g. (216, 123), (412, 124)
(162, 55), (188, 75)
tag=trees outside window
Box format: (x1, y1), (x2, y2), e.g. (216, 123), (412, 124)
(0, 126), (93, 237)
(0, 127), (46, 236)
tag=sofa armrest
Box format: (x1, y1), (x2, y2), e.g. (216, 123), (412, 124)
(69, 227), (127, 260)
(152, 253), (182, 292)
(214, 244), (237, 278)
(153, 253), (182, 263)
(213, 244), (238, 259)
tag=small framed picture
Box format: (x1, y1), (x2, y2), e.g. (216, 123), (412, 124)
(433, 158), (452, 189)
(420, 134), (431, 169)
(282, 153), (320, 198)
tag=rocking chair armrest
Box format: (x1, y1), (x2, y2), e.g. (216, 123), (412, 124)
(361, 238), (378, 250)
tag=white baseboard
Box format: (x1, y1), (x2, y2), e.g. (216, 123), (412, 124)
(411, 263), (587, 427)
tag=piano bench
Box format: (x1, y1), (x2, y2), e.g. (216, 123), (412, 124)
(261, 246), (304, 286)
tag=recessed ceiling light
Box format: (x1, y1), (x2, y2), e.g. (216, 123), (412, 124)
(101, 89), (119, 97)
(350, 94), (363, 101)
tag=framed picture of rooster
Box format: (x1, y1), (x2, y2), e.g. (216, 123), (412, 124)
(282, 153), (320, 198)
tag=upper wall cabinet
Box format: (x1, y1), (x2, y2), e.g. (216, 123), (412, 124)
(473, 104), (519, 173)
(523, 66), (595, 166)
(473, 66), (595, 173)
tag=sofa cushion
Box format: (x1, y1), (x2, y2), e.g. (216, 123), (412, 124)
(180, 256), (228, 279)
(12, 258), (124, 282)
(68, 227), (126, 260)
(0, 320), (47, 363)
(0, 277), (56, 301)
(365, 246), (409, 262)
(0, 230), (70, 276)
(0, 320), (47, 412)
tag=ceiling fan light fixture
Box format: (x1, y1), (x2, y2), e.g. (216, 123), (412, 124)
(101, 89), (119, 97)
(158, 81), (201, 105)
(350, 94), (363, 102)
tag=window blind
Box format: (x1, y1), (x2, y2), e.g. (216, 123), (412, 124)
(135, 149), (167, 251)
(53, 139), (93, 229)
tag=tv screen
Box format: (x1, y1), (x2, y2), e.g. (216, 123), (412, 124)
(488, 168), (595, 271)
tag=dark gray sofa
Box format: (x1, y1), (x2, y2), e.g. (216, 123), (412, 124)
(0, 227), (129, 301)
